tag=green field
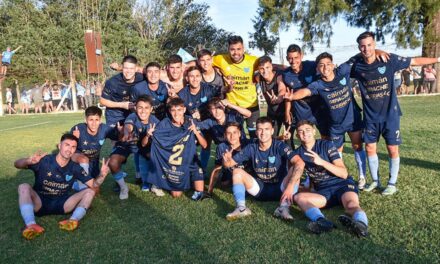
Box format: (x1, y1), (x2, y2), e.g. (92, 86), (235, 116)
(1, 95), (440, 263)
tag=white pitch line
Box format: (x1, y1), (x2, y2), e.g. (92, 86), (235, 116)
(0, 121), (52, 132)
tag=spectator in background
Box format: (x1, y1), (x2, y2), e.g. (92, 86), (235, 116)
(399, 68), (411, 95)
(42, 85), (52, 113)
(6, 87), (16, 114)
(423, 64), (437, 93)
(60, 81), (72, 111)
(76, 81), (86, 109)
(411, 66), (423, 94)
(90, 81), (96, 105)
(1, 46), (22, 76)
(31, 81), (45, 114)
(20, 88), (31, 114)
(84, 81), (93, 108)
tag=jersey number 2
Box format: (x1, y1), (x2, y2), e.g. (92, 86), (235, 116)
(169, 144), (184, 166)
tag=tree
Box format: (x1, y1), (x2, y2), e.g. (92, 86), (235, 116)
(252, 0), (440, 89)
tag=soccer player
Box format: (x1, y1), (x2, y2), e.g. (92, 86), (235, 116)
(1, 45), (22, 76)
(15, 133), (110, 240)
(197, 49), (226, 96)
(283, 120), (368, 237)
(283, 52), (367, 189)
(70, 106), (118, 191)
(213, 35), (260, 138)
(351, 31), (440, 195)
(282, 44), (329, 141)
(100, 55), (145, 187)
(147, 98), (207, 198)
(256, 55), (287, 136)
(222, 117), (298, 220)
(131, 62), (169, 120)
(161, 54), (186, 94)
(206, 122), (250, 196)
(108, 95), (160, 199)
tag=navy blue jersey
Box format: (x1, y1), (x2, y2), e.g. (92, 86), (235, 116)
(308, 63), (362, 134)
(233, 139), (294, 183)
(123, 112), (160, 156)
(282, 61), (322, 123)
(101, 72), (144, 125)
(350, 53), (411, 122)
(215, 139), (252, 180)
(177, 83), (218, 120)
(199, 111), (246, 145)
(147, 117), (200, 191)
(28, 154), (92, 198)
(131, 80), (168, 120)
(293, 140), (344, 189)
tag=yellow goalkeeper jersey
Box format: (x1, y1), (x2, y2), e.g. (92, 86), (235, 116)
(213, 53), (258, 108)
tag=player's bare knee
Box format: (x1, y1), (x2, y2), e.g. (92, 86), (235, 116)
(171, 191), (182, 198)
(77, 155), (89, 164)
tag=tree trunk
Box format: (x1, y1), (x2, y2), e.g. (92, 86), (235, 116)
(422, 10), (440, 93)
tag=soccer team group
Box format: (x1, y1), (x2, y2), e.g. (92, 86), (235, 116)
(15, 32), (440, 240)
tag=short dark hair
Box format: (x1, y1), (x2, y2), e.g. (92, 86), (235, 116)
(136, 95), (153, 106)
(167, 97), (185, 110)
(197, 49), (212, 59)
(225, 122), (241, 132)
(228, 35), (243, 46)
(286, 44), (302, 54)
(85, 106), (102, 117)
(257, 55), (272, 66)
(296, 120), (316, 129)
(186, 65), (202, 75)
(356, 31), (375, 44)
(315, 52), (333, 64)
(145, 62), (161, 70)
(122, 55), (138, 65)
(256, 116), (273, 127)
(207, 97), (223, 109)
(167, 54), (183, 65)
(61, 133), (79, 144)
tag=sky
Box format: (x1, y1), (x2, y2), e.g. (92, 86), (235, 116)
(194, 0), (422, 65)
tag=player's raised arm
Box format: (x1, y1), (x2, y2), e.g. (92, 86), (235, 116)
(99, 96), (131, 110)
(14, 150), (47, 169)
(410, 57), (440, 66)
(283, 87), (312, 102)
(189, 119), (207, 148)
(86, 158), (110, 189)
(221, 99), (251, 118)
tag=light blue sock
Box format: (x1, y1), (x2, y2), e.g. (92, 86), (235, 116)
(353, 211), (368, 226)
(388, 157), (400, 185)
(232, 184), (246, 208)
(367, 154), (380, 182)
(20, 203), (36, 226)
(305, 207), (324, 222)
(113, 171), (126, 181)
(338, 152), (343, 159)
(79, 163), (90, 175)
(70, 207), (87, 221)
(200, 148), (211, 171)
(354, 150), (367, 178)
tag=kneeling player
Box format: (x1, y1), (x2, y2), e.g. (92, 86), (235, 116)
(70, 106), (118, 191)
(286, 120), (368, 237)
(223, 117), (298, 220)
(15, 134), (110, 240)
(147, 98), (207, 198)
(109, 95), (159, 199)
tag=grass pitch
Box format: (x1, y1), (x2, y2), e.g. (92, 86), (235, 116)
(1, 95), (439, 263)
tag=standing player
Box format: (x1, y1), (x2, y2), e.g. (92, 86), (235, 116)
(161, 54), (186, 94)
(213, 35), (260, 138)
(100, 55), (145, 188)
(15, 134), (110, 239)
(256, 55), (287, 136)
(222, 117), (298, 220)
(351, 31), (440, 195)
(131, 62), (169, 120)
(1, 46), (22, 76)
(283, 52), (367, 189)
(70, 106), (118, 191)
(284, 120), (368, 237)
(146, 98), (207, 198)
(197, 49), (226, 96)
(108, 96), (159, 199)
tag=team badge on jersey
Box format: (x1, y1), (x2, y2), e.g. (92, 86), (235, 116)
(157, 94), (165, 101)
(201, 96), (207, 103)
(244, 67), (250, 73)
(339, 77), (346, 86)
(305, 76), (313, 84)
(99, 139), (105, 145)
(65, 174), (73, 181)
(378, 66), (386, 74)
(268, 156), (275, 163)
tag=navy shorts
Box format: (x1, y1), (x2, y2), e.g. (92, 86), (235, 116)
(110, 144), (134, 159)
(35, 195), (69, 216)
(190, 162), (204, 182)
(316, 177), (358, 208)
(253, 178), (283, 201)
(364, 118), (401, 145)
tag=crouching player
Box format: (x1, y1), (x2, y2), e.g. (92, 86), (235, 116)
(15, 133), (110, 240)
(285, 120), (368, 237)
(109, 95), (159, 199)
(222, 117), (298, 220)
(70, 106), (118, 191)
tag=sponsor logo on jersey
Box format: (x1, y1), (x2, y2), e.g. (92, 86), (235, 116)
(305, 76), (313, 83)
